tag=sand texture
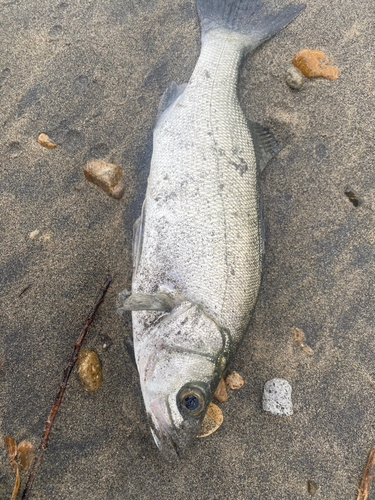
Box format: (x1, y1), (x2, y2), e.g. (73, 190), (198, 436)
(1, 0), (375, 498)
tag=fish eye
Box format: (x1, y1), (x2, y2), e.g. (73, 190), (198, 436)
(179, 386), (206, 417)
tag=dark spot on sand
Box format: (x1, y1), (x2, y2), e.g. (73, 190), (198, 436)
(89, 143), (110, 159)
(73, 75), (89, 93)
(49, 25), (63, 38)
(345, 189), (362, 207)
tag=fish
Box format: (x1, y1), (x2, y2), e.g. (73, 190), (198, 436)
(117, 0), (305, 460)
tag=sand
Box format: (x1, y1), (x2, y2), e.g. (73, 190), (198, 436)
(1, 0), (375, 498)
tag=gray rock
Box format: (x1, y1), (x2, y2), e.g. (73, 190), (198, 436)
(285, 66), (304, 90)
(262, 378), (293, 416)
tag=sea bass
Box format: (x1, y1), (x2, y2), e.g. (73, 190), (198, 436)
(117, 0), (305, 460)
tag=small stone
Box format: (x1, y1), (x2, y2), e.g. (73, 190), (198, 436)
(83, 160), (125, 199)
(285, 66), (304, 90)
(214, 378), (228, 402)
(37, 133), (57, 149)
(100, 334), (113, 350)
(291, 327), (314, 356)
(40, 231), (52, 242)
(77, 349), (102, 391)
(262, 378), (293, 416)
(307, 480), (318, 496)
(225, 371), (244, 390)
(29, 229), (40, 240)
(292, 49), (339, 80)
(110, 181), (125, 199)
(197, 402), (223, 438)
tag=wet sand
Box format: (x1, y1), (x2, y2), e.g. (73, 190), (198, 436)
(1, 0), (375, 498)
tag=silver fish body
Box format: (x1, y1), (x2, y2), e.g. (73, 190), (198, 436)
(118, 0), (305, 460)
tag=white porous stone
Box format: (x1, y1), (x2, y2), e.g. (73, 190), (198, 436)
(262, 378), (293, 416)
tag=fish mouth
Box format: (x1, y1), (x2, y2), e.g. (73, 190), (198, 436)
(148, 396), (200, 462)
(149, 422), (179, 462)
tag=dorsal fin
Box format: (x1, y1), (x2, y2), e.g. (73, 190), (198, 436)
(249, 122), (280, 172)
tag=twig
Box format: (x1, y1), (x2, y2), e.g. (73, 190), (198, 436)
(357, 446), (375, 500)
(18, 285), (30, 297)
(21, 276), (112, 500)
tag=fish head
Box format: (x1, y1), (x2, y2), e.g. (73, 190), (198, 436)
(134, 302), (229, 460)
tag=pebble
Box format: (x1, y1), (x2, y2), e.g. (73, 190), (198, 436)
(77, 349), (102, 391)
(100, 334), (113, 350)
(37, 133), (57, 149)
(29, 229), (40, 240)
(83, 160), (125, 199)
(291, 327), (314, 355)
(225, 371), (244, 390)
(292, 49), (339, 80)
(307, 479), (319, 496)
(213, 378), (228, 402)
(40, 230), (52, 242)
(262, 378), (293, 416)
(197, 402), (223, 438)
(285, 66), (304, 90)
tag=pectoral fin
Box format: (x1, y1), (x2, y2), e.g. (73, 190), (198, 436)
(156, 81), (187, 122)
(119, 293), (174, 312)
(249, 122), (280, 172)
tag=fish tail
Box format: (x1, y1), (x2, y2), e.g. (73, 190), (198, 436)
(196, 0), (305, 50)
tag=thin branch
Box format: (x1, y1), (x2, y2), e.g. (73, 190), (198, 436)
(21, 276), (112, 500)
(18, 285), (30, 297)
(357, 446), (375, 500)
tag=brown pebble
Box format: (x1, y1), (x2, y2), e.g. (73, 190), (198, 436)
(307, 479), (318, 496)
(37, 133), (57, 149)
(214, 378), (228, 402)
(225, 371), (244, 390)
(111, 181), (125, 199)
(197, 402), (223, 438)
(17, 441), (34, 471)
(292, 49), (339, 80)
(83, 160), (125, 199)
(291, 327), (314, 356)
(77, 349), (102, 391)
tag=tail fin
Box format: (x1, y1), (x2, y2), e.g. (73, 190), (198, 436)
(196, 0), (305, 48)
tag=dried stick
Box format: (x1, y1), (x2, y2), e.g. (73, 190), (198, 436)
(18, 285), (30, 297)
(357, 446), (375, 500)
(21, 276), (112, 500)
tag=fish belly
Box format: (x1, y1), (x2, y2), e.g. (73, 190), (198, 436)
(133, 33), (262, 349)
